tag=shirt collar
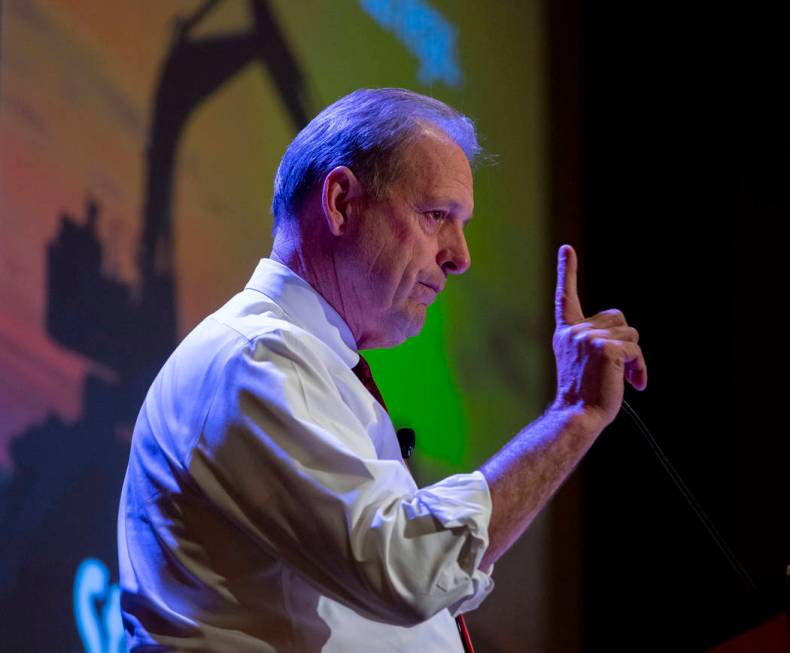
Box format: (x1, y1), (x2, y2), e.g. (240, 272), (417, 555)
(244, 258), (360, 369)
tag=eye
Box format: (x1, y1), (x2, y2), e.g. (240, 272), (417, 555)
(426, 210), (445, 222)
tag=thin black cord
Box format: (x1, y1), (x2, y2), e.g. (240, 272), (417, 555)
(620, 399), (758, 594)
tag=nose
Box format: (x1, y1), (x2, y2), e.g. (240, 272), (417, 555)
(437, 222), (471, 276)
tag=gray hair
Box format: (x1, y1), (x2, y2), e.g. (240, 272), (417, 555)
(271, 88), (481, 232)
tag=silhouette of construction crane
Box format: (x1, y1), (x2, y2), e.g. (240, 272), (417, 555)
(48, 0), (311, 393)
(138, 0), (312, 374)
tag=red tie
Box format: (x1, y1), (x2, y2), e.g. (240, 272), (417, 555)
(352, 354), (475, 653)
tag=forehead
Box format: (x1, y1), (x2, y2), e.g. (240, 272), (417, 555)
(394, 128), (474, 214)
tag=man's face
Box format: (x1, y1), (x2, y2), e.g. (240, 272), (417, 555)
(341, 126), (474, 349)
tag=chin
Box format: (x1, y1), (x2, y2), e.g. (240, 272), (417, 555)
(367, 305), (426, 349)
(402, 309), (427, 340)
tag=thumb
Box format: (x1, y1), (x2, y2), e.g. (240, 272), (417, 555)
(555, 244), (585, 326)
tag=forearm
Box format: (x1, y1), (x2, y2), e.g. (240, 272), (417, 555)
(477, 244), (647, 569)
(479, 405), (603, 569)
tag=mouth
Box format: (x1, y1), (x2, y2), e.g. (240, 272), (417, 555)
(415, 282), (439, 306)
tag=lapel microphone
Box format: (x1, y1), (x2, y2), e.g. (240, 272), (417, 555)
(396, 428), (416, 459)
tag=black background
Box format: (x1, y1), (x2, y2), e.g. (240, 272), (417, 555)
(557, 3), (786, 650)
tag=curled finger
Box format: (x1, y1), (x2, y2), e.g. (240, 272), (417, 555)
(587, 308), (629, 329)
(583, 326), (639, 344)
(623, 343), (648, 391)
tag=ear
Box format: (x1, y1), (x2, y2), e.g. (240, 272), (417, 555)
(321, 166), (364, 237)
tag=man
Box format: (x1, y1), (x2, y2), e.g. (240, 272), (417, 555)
(118, 88), (647, 651)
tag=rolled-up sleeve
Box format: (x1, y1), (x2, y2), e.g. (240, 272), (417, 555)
(186, 327), (494, 626)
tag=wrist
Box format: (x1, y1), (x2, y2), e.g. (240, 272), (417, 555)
(546, 400), (607, 439)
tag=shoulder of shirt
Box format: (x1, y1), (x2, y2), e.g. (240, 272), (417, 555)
(176, 289), (315, 368)
(175, 287), (350, 382)
(154, 289), (339, 450)
(206, 287), (297, 343)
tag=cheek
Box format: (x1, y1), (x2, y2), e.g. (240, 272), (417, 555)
(365, 246), (414, 307)
(353, 242), (402, 304)
(357, 210), (429, 302)
(370, 220), (412, 273)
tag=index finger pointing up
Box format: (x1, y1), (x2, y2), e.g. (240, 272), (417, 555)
(555, 244), (585, 326)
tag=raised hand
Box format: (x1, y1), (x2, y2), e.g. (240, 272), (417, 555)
(552, 244), (647, 428)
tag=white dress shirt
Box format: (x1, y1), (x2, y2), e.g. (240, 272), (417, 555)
(118, 258), (495, 652)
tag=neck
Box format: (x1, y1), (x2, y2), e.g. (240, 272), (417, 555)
(270, 216), (362, 346)
(271, 216), (328, 290)
(270, 222), (310, 283)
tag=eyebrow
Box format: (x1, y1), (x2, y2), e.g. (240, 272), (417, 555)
(455, 203), (474, 226)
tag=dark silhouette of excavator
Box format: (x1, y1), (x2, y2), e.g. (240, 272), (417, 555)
(0, 2), (311, 649)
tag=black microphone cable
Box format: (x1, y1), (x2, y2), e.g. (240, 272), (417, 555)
(620, 399), (758, 593)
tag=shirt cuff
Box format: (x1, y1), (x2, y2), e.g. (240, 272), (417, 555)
(415, 470), (496, 616)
